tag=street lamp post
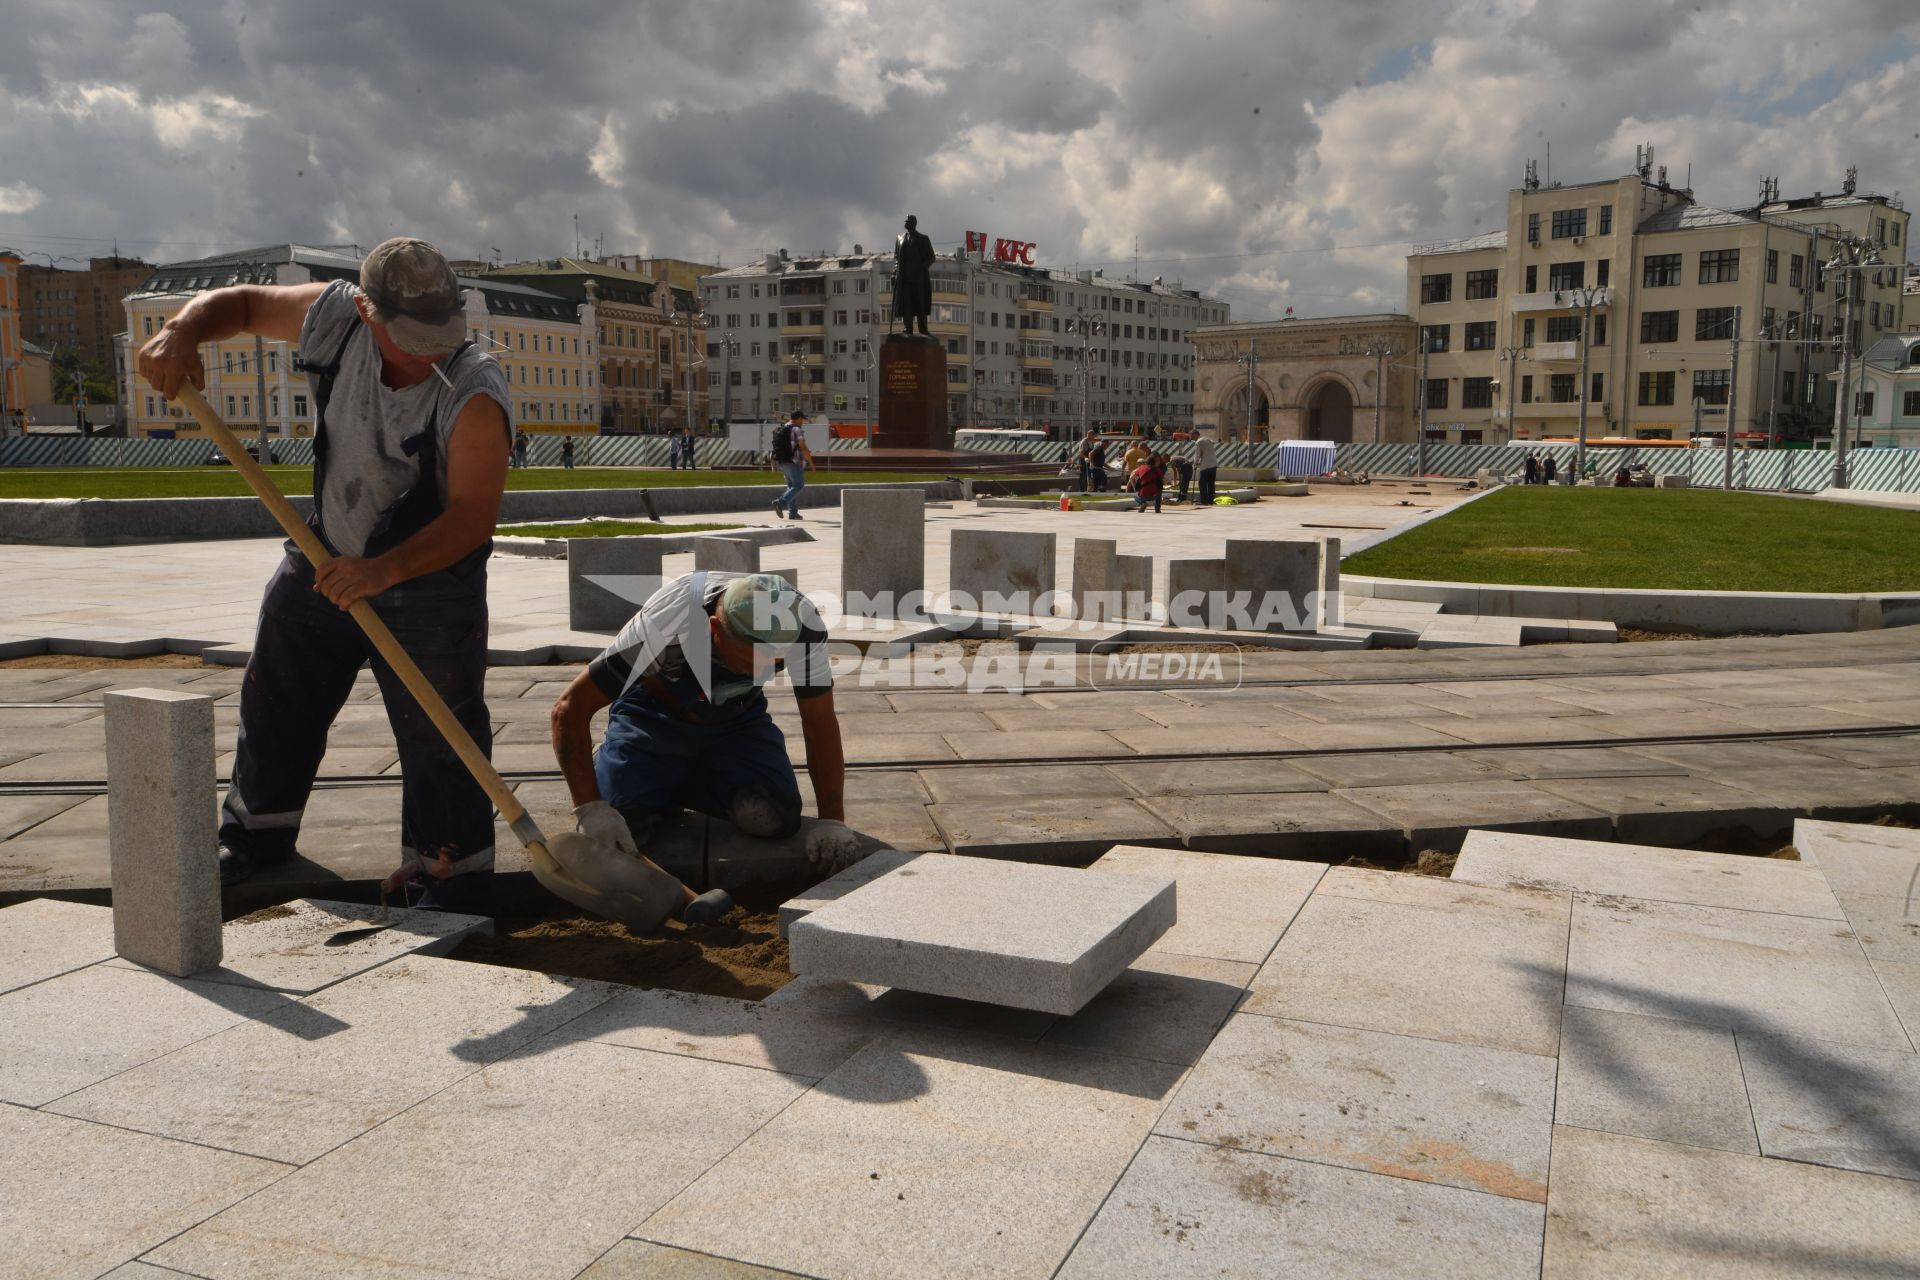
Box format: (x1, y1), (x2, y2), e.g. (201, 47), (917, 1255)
(1497, 345), (1523, 445)
(1065, 310), (1105, 442)
(719, 331), (737, 428)
(663, 298), (706, 434)
(1232, 340), (1258, 444)
(1722, 305), (1741, 490)
(1363, 336), (1396, 444)
(1567, 285), (1609, 484)
(1825, 236), (1884, 489)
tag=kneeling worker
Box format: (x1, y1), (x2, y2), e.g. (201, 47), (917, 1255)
(549, 571), (866, 921)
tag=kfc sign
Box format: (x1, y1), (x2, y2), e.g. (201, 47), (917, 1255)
(965, 230), (1037, 265)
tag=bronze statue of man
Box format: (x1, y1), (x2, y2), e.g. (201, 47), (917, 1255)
(892, 214), (935, 337)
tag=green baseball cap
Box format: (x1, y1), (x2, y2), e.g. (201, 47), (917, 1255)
(718, 573), (803, 647)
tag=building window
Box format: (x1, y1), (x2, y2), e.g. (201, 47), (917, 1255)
(1424, 378), (1449, 409)
(1461, 270), (1501, 302)
(1904, 390), (1920, 417)
(1420, 273), (1452, 304)
(1464, 321), (1497, 350)
(1644, 254), (1682, 288)
(1766, 249), (1779, 284)
(1598, 206), (1612, 235)
(1595, 259), (1610, 288)
(1783, 372), (1796, 406)
(1462, 377), (1495, 408)
(1695, 307), (1736, 340)
(1789, 254), (1804, 288)
(1522, 317), (1535, 348)
(1521, 375), (1534, 403)
(1420, 324), (1449, 353)
(1693, 369), (1730, 406)
(1591, 372), (1604, 404)
(1525, 265), (1538, 292)
(1593, 314), (1608, 347)
(1638, 371), (1675, 406)
(1527, 212), (1541, 244)
(1699, 248), (1740, 284)
(1641, 310), (1679, 343)
(1551, 208), (1588, 239)
(1545, 315), (1582, 343)
(1856, 389), (1876, 417)
(1548, 374), (1577, 403)
(1548, 261), (1585, 291)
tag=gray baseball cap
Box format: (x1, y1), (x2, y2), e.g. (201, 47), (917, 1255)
(359, 237), (467, 355)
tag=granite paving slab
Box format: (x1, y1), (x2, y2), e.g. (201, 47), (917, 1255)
(0, 897), (113, 994)
(1056, 1135), (1545, 1280)
(777, 848), (926, 937)
(1553, 1005), (1759, 1154)
(1453, 746), (1689, 780)
(787, 854), (1175, 1014)
(149, 1039), (809, 1280)
(927, 796), (1177, 860)
(1407, 714), (1619, 745)
(1136, 790), (1405, 859)
(1566, 894), (1911, 1050)
(1529, 774), (1786, 844)
(1712, 764), (1920, 818)
(1101, 756), (1330, 796)
(1453, 830), (1845, 919)
(1285, 750), (1514, 788)
(1835, 893), (1920, 966)
(577, 1241), (799, 1278)
(1038, 949), (1253, 1065)
(104, 899), (490, 995)
(1790, 733), (1920, 769)
(1792, 818), (1920, 897)
(0, 1104), (289, 1280)
(1737, 1030), (1920, 1180)
(1087, 843), (1324, 963)
(47, 956), (618, 1165)
(914, 763), (1131, 804)
(761, 974), (1059, 1041)
(1339, 780), (1613, 851)
(0, 963), (300, 1107)
(1541, 1125), (1920, 1278)
(1243, 868), (1569, 1057)
(1164, 1012), (1556, 1200)
(0, 793), (85, 844)
(541, 984), (880, 1080)
(639, 1031), (1186, 1280)
(938, 728), (1130, 761)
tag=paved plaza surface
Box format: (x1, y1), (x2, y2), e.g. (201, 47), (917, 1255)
(5, 819), (1918, 1278)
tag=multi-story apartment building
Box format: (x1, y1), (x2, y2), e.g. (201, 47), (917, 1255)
(1407, 164), (1909, 445)
(120, 244), (599, 440)
(0, 251), (23, 431)
(598, 255), (723, 295)
(18, 256), (152, 379)
(698, 247), (1229, 435)
(479, 258), (707, 433)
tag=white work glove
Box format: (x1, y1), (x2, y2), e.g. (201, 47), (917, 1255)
(804, 819), (867, 874)
(573, 800), (640, 860)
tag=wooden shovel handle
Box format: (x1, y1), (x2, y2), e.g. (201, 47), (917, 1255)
(173, 384), (539, 841)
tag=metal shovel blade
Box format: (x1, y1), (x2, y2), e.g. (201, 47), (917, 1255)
(533, 830), (682, 933)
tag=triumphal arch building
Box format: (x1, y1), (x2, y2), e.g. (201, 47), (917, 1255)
(1192, 313), (1418, 444)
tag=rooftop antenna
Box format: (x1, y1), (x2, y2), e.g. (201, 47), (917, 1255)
(1545, 141), (1551, 186)
(1524, 159), (1539, 190)
(1758, 175), (1779, 204)
(1635, 143), (1654, 180)
(573, 213), (581, 260)
(1843, 165), (1858, 196)
(1657, 164), (1668, 188)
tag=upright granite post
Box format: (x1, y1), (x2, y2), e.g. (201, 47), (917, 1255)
(692, 536), (761, 574)
(105, 689), (221, 976)
(1223, 538), (1324, 632)
(1071, 538), (1119, 621)
(841, 488), (926, 618)
(1319, 536), (1343, 628)
(568, 537), (667, 632)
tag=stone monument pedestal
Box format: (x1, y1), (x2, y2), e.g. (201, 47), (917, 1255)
(872, 334), (949, 451)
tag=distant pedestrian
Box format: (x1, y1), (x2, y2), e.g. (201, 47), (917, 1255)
(771, 409), (814, 520)
(1076, 431), (1096, 493)
(1543, 453), (1558, 485)
(683, 426), (697, 470)
(1089, 437), (1110, 492)
(1523, 452), (1538, 485)
(1169, 453), (1192, 504)
(1195, 433), (1219, 506)
(512, 429), (530, 469)
(1122, 439), (1150, 477)
(560, 435), (575, 469)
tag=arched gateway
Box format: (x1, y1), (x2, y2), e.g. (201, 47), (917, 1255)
(1190, 313), (1418, 444)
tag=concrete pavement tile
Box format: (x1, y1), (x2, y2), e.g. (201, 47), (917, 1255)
(1554, 1006), (1759, 1154)
(1040, 950), (1254, 1065)
(1162, 1012), (1556, 1200)
(1107, 723), (1309, 754)
(1132, 700), (1337, 729)
(939, 728), (1130, 761)
(0, 1105), (289, 1280)
(797, 768), (930, 807)
(841, 732), (955, 764)
(543, 985), (879, 1080)
(1408, 715), (1621, 745)
(1794, 819), (1920, 896)
(978, 703), (1159, 731)
(1288, 750), (1514, 788)
(97, 1263), (203, 1279)
(916, 762), (1132, 803)
(149, 1039), (808, 1280)
(837, 710), (1000, 736)
(1525, 690), (1727, 715)
(0, 749), (107, 781)
(639, 1031), (1186, 1280)
(928, 796), (1177, 860)
(0, 897), (113, 995)
(1454, 746), (1690, 780)
(1712, 765), (1920, 818)
(1244, 868), (1569, 1056)
(105, 899), (490, 995)
(1088, 843), (1324, 963)
(1738, 1030), (1920, 1180)
(1541, 1125), (1920, 1278)
(1273, 721), (1473, 751)
(1057, 1136), (1544, 1280)
(1566, 895), (1911, 1050)
(1454, 830), (1844, 919)
(0, 964), (293, 1107)
(1137, 791), (1405, 859)
(1791, 733), (1920, 769)
(1711, 705), (1905, 733)
(577, 1241), (801, 1278)
(760, 975), (1058, 1042)
(1339, 780), (1613, 851)
(1836, 894), (1920, 966)
(823, 800), (944, 854)
(1875, 960), (1920, 1046)
(1102, 757), (1329, 796)
(49, 957), (618, 1165)
(1559, 711), (1754, 740)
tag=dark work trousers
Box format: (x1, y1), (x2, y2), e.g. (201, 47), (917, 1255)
(218, 547), (495, 913)
(1198, 466), (1218, 506)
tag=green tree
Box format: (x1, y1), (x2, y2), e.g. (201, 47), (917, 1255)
(48, 348), (118, 405)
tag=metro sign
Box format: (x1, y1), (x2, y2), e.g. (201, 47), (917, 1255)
(965, 230), (1037, 265)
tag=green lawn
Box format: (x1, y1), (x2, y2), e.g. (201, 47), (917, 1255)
(0, 466), (959, 501)
(1343, 487), (1920, 593)
(499, 520), (742, 539)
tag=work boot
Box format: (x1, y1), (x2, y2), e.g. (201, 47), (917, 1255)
(218, 844), (293, 886)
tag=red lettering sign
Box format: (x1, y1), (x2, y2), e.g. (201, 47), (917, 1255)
(965, 230), (1037, 265)
(964, 230), (989, 257)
